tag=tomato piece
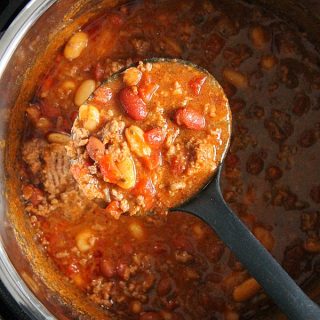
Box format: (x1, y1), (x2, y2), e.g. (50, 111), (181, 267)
(138, 82), (159, 102)
(174, 107), (206, 130)
(40, 102), (61, 119)
(133, 177), (156, 209)
(141, 150), (162, 170)
(99, 154), (121, 183)
(86, 136), (105, 161)
(105, 200), (122, 219)
(22, 184), (44, 206)
(92, 86), (112, 105)
(189, 76), (207, 96)
(170, 155), (187, 175)
(119, 87), (148, 120)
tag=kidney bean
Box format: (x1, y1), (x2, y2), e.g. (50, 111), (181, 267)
(188, 76), (207, 95)
(246, 153), (264, 175)
(119, 87), (148, 120)
(144, 128), (166, 148)
(310, 185), (320, 203)
(292, 93), (310, 116)
(298, 129), (317, 148)
(100, 259), (115, 278)
(157, 277), (172, 296)
(266, 165), (282, 181)
(174, 107), (206, 130)
(86, 136), (105, 161)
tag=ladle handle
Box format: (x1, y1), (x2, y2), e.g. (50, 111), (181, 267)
(176, 169), (320, 320)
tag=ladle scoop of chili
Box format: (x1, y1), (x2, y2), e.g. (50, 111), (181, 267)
(68, 60), (231, 218)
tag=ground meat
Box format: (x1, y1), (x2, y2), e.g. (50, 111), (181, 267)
(43, 143), (74, 195)
(98, 119), (126, 145)
(22, 138), (48, 176)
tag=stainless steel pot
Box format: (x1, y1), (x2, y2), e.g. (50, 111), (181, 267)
(0, 0), (319, 319)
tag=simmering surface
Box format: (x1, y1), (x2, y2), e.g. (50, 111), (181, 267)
(19, 0), (320, 319)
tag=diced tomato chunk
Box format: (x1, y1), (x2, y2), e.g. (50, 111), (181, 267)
(141, 150), (162, 170)
(86, 136), (105, 161)
(22, 184), (44, 206)
(92, 86), (112, 105)
(189, 76), (207, 95)
(174, 107), (206, 130)
(170, 155), (187, 175)
(133, 177), (156, 209)
(138, 82), (159, 102)
(119, 87), (148, 120)
(105, 201), (122, 219)
(144, 128), (166, 148)
(99, 154), (121, 183)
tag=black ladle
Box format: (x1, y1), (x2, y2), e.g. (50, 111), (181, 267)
(75, 58), (320, 319)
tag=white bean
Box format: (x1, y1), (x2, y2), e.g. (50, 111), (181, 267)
(74, 79), (96, 106)
(64, 31), (88, 60)
(78, 104), (100, 132)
